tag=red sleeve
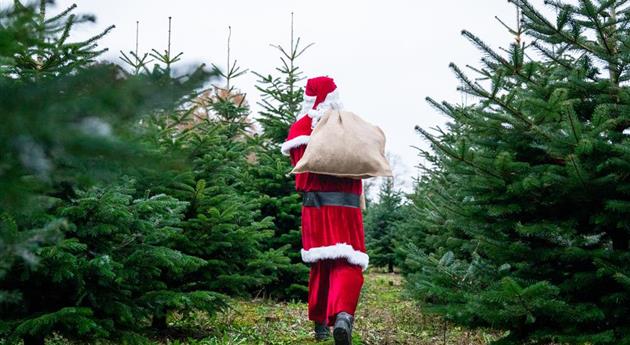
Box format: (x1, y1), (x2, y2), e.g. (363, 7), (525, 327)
(289, 145), (307, 167)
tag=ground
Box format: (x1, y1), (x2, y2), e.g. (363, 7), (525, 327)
(42, 271), (496, 345)
(156, 271), (496, 345)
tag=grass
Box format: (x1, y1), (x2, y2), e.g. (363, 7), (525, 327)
(40, 271), (496, 345)
(159, 270), (496, 345)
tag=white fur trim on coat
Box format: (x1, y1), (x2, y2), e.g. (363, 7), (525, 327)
(280, 135), (310, 156)
(301, 243), (369, 271)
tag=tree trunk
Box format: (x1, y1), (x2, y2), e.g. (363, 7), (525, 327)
(612, 231), (629, 251)
(152, 313), (168, 330)
(23, 334), (45, 345)
(608, 3), (619, 85)
(388, 261), (394, 273)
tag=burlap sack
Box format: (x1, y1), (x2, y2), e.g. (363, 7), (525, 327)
(291, 110), (393, 179)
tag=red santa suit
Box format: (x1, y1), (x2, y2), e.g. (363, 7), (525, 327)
(281, 76), (367, 326)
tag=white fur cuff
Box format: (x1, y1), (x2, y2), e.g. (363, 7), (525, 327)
(280, 135), (310, 156)
(301, 243), (369, 271)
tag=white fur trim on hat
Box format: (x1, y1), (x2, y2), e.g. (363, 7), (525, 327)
(296, 89), (343, 128)
(310, 89), (343, 128)
(301, 243), (369, 271)
(280, 135), (310, 156)
(297, 94), (317, 120)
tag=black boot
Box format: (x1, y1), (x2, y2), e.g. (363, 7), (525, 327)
(333, 312), (353, 345)
(314, 322), (330, 341)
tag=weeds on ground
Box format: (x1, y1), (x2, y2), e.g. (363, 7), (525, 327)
(24, 271), (496, 344)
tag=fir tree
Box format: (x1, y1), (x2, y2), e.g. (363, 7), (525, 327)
(0, 3), (219, 344)
(404, 1), (630, 344)
(253, 14), (312, 144)
(133, 30), (281, 304)
(7, 0), (113, 79)
(2, 181), (226, 345)
(365, 178), (404, 272)
(249, 15), (313, 300)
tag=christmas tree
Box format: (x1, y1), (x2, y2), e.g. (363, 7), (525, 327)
(134, 25), (288, 301)
(253, 14), (311, 144)
(404, 0), (630, 344)
(0, 3), (222, 344)
(365, 178), (404, 272)
(249, 15), (313, 300)
(161, 78), (280, 297)
(6, 0), (113, 79)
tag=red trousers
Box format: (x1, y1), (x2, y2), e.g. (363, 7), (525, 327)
(308, 259), (364, 326)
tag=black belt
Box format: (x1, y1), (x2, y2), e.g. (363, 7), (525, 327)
(301, 191), (361, 208)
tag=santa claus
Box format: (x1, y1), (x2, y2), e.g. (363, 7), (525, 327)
(281, 76), (366, 344)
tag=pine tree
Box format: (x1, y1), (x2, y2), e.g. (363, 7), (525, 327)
(249, 15), (313, 300)
(8, 0), (113, 79)
(365, 178), (404, 272)
(132, 29), (282, 305)
(3, 181), (226, 344)
(393, 176), (438, 276)
(404, 1), (630, 344)
(253, 14), (312, 144)
(165, 90), (279, 297)
(0, 3), (220, 344)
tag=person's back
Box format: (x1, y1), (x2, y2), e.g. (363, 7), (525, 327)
(282, 76), (367, 344)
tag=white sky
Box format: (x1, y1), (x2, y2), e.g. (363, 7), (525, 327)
(39, 0), (552, 191)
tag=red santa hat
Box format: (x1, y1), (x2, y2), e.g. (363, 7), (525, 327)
(280, 76), (343, 155)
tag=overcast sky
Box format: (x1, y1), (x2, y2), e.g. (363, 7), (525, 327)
(34, 0), (552, 191)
